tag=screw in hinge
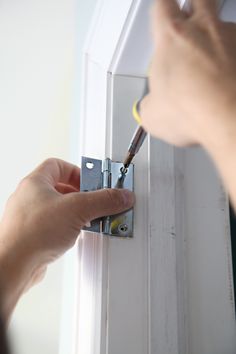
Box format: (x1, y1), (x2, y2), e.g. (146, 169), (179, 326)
(118, 224), (128, 233)
(115, 167), (128, 189)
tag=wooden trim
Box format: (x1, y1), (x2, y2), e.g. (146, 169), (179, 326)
(66, 1), (236, 353)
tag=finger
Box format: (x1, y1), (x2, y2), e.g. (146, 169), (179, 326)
(153, 0), (184, 26)
(192, 0), (218, 16)
(55, 183), (79, 195)
(152, 0), (187, 43)
(32, 158), (80, 189)
(139, 94), (157, 134)
(65, 188), (135, 225)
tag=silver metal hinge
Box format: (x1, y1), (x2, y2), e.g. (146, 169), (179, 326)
(80, 156), (134, 238)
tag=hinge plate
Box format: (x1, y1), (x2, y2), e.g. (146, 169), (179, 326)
(81, 156), (134, 238)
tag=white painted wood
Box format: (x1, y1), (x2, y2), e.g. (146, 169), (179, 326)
(75, 59), (108, 354)
(110, 0), (153, 77)
(107, 75), (149, 354)
(70, 1), (236, 354)
(183, 148), (236, 354)
(84, 0), (134, 71)
(149, 139), (180, 354)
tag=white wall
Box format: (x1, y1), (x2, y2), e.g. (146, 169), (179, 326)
(0, 0), (76, 353)
(0, 0), (99, 353)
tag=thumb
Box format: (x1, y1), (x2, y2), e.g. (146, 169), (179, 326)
(64, 188), (135, 226)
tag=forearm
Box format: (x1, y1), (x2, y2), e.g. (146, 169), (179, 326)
(0, 227), (36, 323)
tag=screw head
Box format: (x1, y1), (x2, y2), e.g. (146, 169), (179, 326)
(118, 224), (128, 233)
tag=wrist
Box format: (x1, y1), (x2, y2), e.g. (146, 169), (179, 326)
(200, 108), (236, 208)
(201, 105), (236, 159)
(0, 225), (39, 322)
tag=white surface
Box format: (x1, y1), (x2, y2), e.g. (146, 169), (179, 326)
(75, 0), (236, 353)
(0, 0), (76, 353)
(9, 262), (64, 354)
(110, 0), (153, 76)
(149, 139), (180, 354)
(75, 62), (108, 354)
(107, 75), (150, 354)
(183, 148), (235, 354)
(85, 0), (133, 72)
(59, 2), (100, 354)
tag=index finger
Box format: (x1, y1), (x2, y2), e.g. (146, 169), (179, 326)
(153, 0), (184, 26)
(32, 158), (80, 189)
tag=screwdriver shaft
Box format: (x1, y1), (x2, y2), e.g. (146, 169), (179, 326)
(123, 126), (147, 169)
(122, 79), (149, 172)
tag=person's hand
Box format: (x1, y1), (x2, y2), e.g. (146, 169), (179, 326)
(0, 158), (134, 321)
(141, 0), (236, 149)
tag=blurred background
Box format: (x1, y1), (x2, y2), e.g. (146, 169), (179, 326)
(0, 0), (97, 353)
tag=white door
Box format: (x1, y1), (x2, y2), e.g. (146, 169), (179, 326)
(61, 1), (236, 354)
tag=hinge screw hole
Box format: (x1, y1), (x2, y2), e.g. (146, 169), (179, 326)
(86, 162), (94, 170)
(119, 224), (128, 233)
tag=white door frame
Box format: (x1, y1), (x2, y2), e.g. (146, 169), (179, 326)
(60, 1), (236, 353)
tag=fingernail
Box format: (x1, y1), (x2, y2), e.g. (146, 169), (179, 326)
(121, 189), (135, 208)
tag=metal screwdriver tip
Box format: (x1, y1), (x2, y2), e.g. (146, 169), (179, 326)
(123, 153), (134, 170)
(115, 167), (127, 188)
(120, 168), (127, 176)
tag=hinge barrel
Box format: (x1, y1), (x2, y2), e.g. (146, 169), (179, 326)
(102, 158), (111, 189)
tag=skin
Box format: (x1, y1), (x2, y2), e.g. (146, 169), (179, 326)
(0, 158), (135, 322)
(1, 0), (236, 327)
(141, 0), (236, 208)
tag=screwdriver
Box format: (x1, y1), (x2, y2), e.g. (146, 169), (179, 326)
(122, 125), (147, 172)
(121, 80), (149, 174)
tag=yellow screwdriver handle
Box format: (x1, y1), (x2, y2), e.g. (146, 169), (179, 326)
(132, 101), (142, 125)
(132, 78), (149, 125)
